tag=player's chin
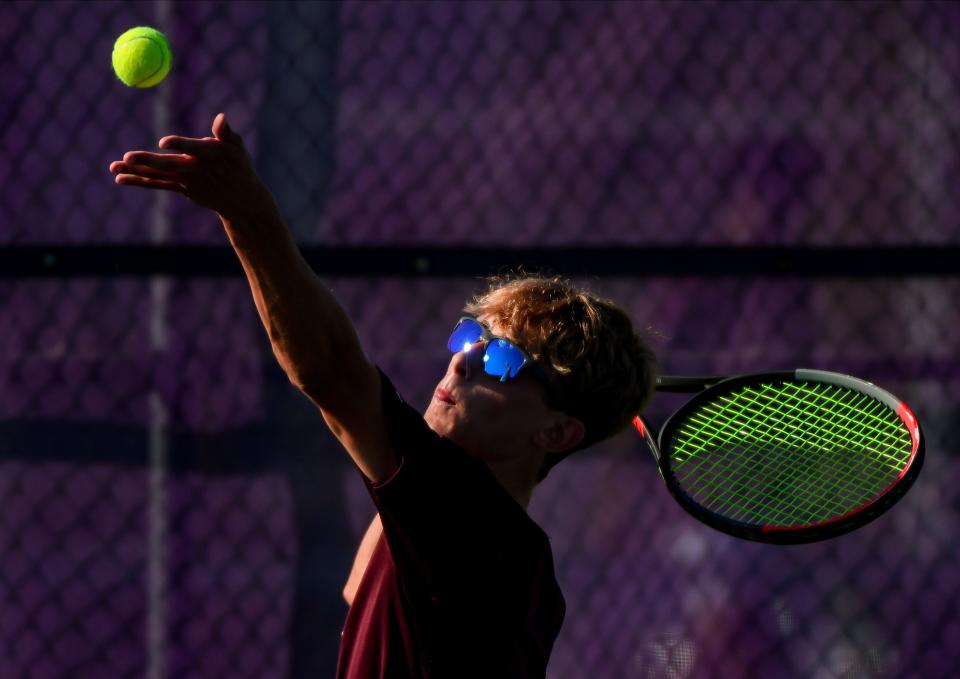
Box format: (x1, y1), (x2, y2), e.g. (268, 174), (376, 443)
(424, 402), (457, 436)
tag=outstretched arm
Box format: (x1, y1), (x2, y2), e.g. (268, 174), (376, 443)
(109, 113), (397, 482)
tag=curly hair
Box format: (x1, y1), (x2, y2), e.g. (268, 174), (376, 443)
(463, 274), (658, 481)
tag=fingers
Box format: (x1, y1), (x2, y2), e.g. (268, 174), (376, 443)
(110, 154), (188, 190)
(113, 173), (186, 194)
(157, 135), (219, 156)
(116, 151), (195, 173)
(109, 161), (179, 182)
(111, 113), (247, 203)
(141, 113), (244, 161)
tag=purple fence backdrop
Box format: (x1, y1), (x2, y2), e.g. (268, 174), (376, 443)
(2, 1), (959, 678)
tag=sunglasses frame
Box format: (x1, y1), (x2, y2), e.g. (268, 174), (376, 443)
(448, 316), (566, 410)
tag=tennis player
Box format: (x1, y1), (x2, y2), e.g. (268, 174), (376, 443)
(110, 113), (657, 678)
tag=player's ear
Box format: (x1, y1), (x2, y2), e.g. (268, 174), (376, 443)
(534, 415), (585, 453)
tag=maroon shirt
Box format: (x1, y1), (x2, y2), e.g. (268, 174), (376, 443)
(336, 371), (565, 678)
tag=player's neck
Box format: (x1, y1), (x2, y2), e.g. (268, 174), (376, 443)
(483, 456), (540, 510)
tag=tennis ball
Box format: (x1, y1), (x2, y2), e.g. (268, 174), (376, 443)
(112, 26), (172, 88)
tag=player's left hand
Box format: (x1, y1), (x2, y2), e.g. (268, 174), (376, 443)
(109, 112), (276, 225)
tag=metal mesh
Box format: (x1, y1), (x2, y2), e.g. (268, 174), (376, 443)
(2, 1), (959, 678)
(4, 0), (960, 246)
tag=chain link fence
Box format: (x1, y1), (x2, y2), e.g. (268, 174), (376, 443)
(2, 1), (959, 678)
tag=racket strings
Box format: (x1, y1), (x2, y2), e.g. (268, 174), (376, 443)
(686, 385), (906, 524)
(685, 385), (903, 524)
(680, 387), (868, 502)
(668, 381), (913, 528)
(687, 387), (897, 518)
(684, 386), (898, 469)
(682, 404), (887, 524)
(681, 387), (868, 523)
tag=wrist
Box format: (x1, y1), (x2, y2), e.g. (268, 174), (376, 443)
(219, 193), (287, 246)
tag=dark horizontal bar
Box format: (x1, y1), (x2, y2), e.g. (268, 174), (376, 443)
(0, 419), (287, 474)
(0, 245), (957, 277)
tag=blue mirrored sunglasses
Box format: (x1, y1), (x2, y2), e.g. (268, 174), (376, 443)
(447, 317), (533, 382)
(447, 318), (564, 408)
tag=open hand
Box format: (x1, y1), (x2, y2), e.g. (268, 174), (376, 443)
(109, 112), (276, 224)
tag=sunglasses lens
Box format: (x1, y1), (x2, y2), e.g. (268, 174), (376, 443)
(447, 319), (484, 353)
(483, 339), (527, 381)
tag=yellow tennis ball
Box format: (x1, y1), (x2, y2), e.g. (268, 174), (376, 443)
(112, 26), (172, 88)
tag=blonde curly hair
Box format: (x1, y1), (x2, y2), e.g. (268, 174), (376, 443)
(463, 274), (657, 480)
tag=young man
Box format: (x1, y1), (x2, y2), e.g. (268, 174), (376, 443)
(110, 113), (657, 677)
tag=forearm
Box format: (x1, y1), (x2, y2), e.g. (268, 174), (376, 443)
(111, 114), (371, 403)
(220, 204), (366, 394)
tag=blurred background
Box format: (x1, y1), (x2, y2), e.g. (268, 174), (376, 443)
(1, 0), (958, 677)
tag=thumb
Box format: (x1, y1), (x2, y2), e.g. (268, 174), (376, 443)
(212, 112), (238, 143)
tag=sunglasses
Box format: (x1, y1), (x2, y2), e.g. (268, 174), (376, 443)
(447, 317), (565, 407)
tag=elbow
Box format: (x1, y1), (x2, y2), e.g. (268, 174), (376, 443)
(288, 373), (329, 413)
(286, 365), (332, 398)
(280, 344), (365, 399)
(286, 352), (370, 406)
(286, 368), (314, 393)
(272, 346), (326, 392)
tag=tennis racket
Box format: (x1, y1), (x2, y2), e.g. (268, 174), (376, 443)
(633, 369), (924, 544)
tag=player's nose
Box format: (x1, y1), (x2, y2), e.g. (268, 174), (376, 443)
(452, 340), (485, 379)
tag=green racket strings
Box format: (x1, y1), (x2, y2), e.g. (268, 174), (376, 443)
(669, 381), (914, 527)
